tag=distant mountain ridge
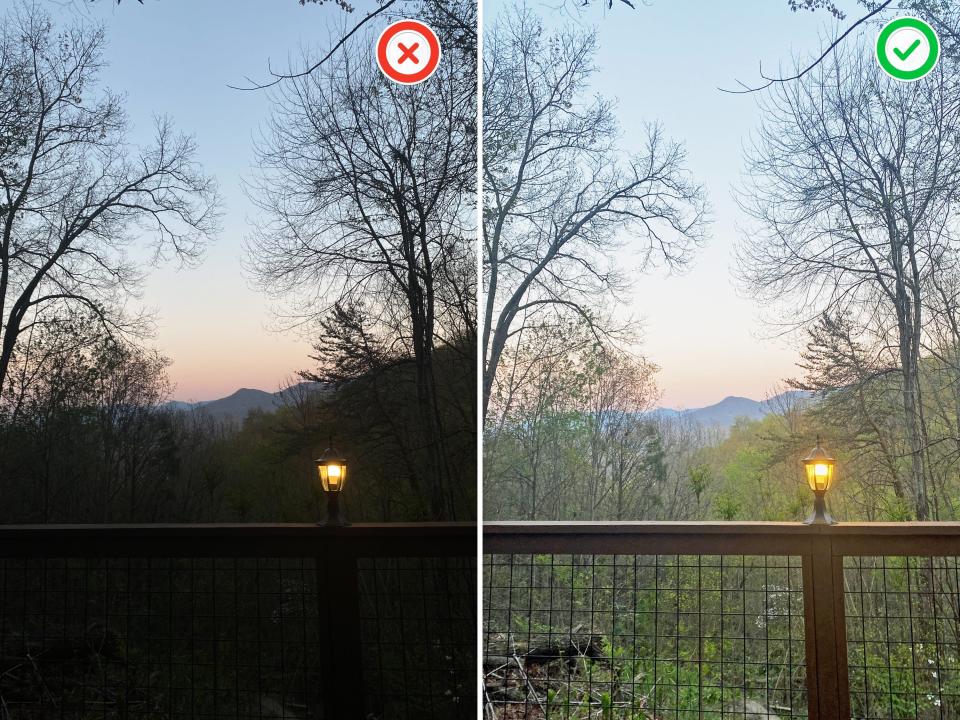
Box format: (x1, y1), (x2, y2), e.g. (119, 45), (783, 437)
(165, 382), (326, 423)
(648, 390), (814, 430)
(168, 385), (811, 429)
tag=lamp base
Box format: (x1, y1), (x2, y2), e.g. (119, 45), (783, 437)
(319, 494), (350, 527)
(803, 492), (836, 525)
(318, 517), (351, 527)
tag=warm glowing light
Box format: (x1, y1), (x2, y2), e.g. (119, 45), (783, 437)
(802, 441), (835, 493)
(316, 453), (348, 493)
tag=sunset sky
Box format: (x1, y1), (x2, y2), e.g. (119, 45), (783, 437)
(585, 0), (832, 408)
(78, 0), (852, 406)
(77, 0), (346, 402)
(494, 0), (846, 408)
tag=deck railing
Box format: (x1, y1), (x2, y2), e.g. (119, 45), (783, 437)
(483, 522), (960, 720)
(0, 523), (476, 719)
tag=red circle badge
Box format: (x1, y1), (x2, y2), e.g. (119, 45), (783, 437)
(376, 20), (441, 85)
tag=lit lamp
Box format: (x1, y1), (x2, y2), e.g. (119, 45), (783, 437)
(316, 448), (349, 526)
(802, 437), (836, 525)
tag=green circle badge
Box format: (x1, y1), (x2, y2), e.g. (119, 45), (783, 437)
(876, 17), (939, 81)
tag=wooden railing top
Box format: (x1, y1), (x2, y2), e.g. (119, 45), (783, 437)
(0, 522), (477, 558)
(484, 521), (960, 557)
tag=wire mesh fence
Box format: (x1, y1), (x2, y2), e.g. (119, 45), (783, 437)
(0, 557), (322, 719)
(483, 553), (808, 719)
(844, 555), (960, 719)
(359, 556), (477, 719)
(0, 524), (476, 720)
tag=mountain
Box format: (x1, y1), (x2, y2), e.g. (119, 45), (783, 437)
(168, 385), (812, 430)
(649, 390), (814, 430)
(165, 382), (325, 423)
(198, 388), (278, 420)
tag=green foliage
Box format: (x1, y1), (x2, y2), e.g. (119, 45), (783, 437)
(485, 325), (665, 521)
(712, 493), (740, 521)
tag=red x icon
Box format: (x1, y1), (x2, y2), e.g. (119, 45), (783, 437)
(397, 42), (420, 64)
(376, 20), (441, 85)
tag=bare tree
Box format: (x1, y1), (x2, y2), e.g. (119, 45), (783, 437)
(483, 318), (664, 521)
(0, 318), (175, 523)
(727, 1), (960, 93)
(246, 21), (475, 518)
(0, 6), (220, 401)
(481, 8), (708, 424)
(737, 44), (960, 519)
(580, 345), (661, 520)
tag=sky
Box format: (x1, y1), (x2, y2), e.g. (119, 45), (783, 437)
(484, 0), (865, 408)
(529, 0), (844, 409)
(24, 0), (863, 407)
(26, 0), (360, 402)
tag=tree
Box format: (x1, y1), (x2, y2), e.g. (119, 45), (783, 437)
(736, 43), (960, 519)
(0, 319), (177, 523)
(247, 9), (475, 518)
(481, 8), (708, 424)
(240, 0), (477, 93)
(0, 5), (220, 402)
(299, 301), (396, 386)
(728, 1), (960, 93)
(483, 318), (664, 522)
(579, 344), (662, 520)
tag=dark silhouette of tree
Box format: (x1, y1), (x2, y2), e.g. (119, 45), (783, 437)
(246, 12), (475, 519)
(0, 5), (220, 402)
(0, 318), (176, 522)
(300, 302), (396, 386)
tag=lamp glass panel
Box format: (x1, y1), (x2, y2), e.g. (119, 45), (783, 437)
(317, 461), (347, 492)
(805, 461), (833, 491)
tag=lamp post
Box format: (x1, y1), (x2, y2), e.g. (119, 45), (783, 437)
(802, 437), (837, 525)
(316, 447), (349, 526)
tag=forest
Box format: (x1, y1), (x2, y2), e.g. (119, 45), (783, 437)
(0, 2), (477, 717)
(0, 0), (477, 526)
(483, 0), (960, 528)
(482, 2), (960, 718)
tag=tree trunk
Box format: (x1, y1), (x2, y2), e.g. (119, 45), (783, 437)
(897, 298), (929, 520)
(407, 253), (451, 520)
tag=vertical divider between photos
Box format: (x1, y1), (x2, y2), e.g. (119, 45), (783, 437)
(317, 548), (365, 718)
(802, 535), (851, 720)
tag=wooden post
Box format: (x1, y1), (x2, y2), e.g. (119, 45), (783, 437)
(317, 551), (365, 719)
(802, 534), (850, 720)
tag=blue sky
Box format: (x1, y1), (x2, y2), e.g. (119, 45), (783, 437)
(486, 0), (860, 407)
(32, 0), (867, 406)
(34, 0), (360, 401)
(596, 2), (832, 407)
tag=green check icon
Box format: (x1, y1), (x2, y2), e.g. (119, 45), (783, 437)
(876, 17), (939, 81)
(892, 38), (921, 61)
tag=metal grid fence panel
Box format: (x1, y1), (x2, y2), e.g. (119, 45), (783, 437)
(359, 556), (477, 720)
(844, 555), (960, 719)
(0, 557), (322, 719)
(483, 553), (808, 720)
